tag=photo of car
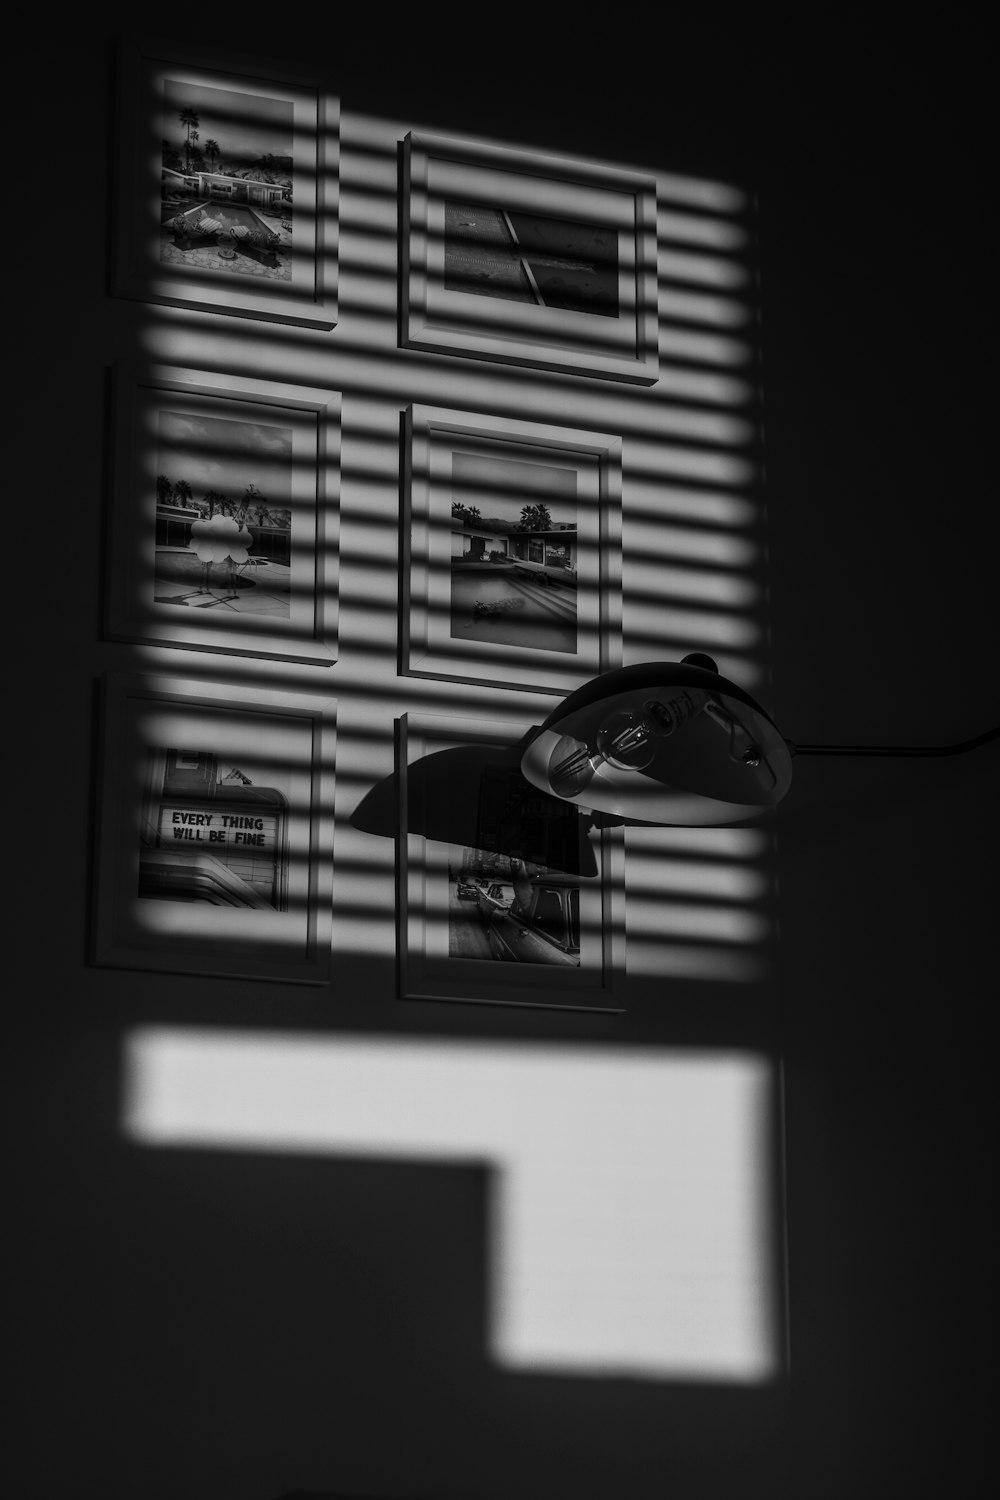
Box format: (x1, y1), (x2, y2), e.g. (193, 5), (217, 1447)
(456, 880), (479, 901)
(476, 881), (516, 921)
(487, 874), (581, 967)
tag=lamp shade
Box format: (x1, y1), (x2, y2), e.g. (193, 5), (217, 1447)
(520, 655), (793, 825)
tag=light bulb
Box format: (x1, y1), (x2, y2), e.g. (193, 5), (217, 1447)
(550, 691), (701, 796)
(596, 711), (657, 770)
(548, 690), (766, 801)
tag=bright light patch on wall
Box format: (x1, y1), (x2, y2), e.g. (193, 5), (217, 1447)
(627, 899), (769, 943)
(626, 602), (761, 650)
(634, 565), (760, 607)
(627, 854), (769, 901)
(627, 523), (758, 567)
(623, 940), (768, 981)
(124, 1029), (780, 1382)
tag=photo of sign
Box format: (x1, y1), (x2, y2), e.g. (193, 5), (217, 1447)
(157, 808), (277, 848)
(140, 747), (288, 910)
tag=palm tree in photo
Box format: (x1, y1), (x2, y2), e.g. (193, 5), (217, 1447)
(237, 482), (262, 527)
(174, 479), (193, 509)
(517, 502), (553, 532)
(204, 138), (221, 175)
(202, 488), (224, 518)
(156, 474), (173, 506)
(178, 107), (200, 172)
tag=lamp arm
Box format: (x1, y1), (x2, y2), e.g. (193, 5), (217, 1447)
(788, 726), (999, 758)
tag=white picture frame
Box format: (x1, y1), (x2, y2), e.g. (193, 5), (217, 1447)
(92, 674), (336, 985)
(401, 404), (622, 694)
(398, 711), (625, 1012)
(114, 38), (338, 329)
(401, 131), (658, 383)
(105, 364), (339, 666)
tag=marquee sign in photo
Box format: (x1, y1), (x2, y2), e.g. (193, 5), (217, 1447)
(141, 746), (287, 911)
(92, 674), (336, 984)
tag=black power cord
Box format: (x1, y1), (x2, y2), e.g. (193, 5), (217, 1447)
(788, 727), (1000, 758)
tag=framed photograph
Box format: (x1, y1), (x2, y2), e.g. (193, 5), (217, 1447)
(105, 364), (339, 665)
(92, 675), (336, 984)
(114, 39), (337, 328)
(401, 132), (658, 383)
(402, 405), (622, 694)
(398, 712), (625, 1012)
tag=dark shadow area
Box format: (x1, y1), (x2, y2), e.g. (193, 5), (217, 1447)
(353, 741), (596, 876)
(101, 1134), (784, 1500)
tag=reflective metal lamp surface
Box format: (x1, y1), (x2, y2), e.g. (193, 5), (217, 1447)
(520, 654), (794, 825)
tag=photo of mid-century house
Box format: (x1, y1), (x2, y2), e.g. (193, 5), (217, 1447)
(451, 519), (578, 653)
(447, 446), (579, 654)
(162, 166), (288, 212)
(454, 524), (576, 575)
(159, 76), (293, 280)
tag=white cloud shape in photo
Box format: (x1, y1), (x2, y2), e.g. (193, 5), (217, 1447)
(189, 515), (253, 565)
